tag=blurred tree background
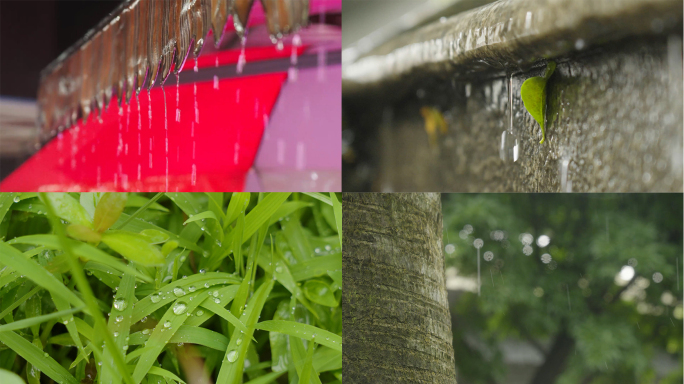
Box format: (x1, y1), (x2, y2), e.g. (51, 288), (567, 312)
(442, 194), (683, 384)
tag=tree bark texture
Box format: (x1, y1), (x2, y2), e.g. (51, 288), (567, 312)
(342, 193), (456, 383)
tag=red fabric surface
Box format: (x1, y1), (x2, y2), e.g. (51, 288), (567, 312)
(2, 73), (287, 192)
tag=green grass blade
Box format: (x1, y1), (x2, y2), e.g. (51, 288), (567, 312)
(139, 367), (185, 384)
(289, 255), (342, 282)
(302, 193), (331, 206)
(0, 308), (82, 333)
(268, 202), (313, 226)
(125, 194), (168, 212)
(0, 286), (41, 321)
(290, 338), (322, 384)
(0, 331), (78, 384)
(183, 211), (218, 226)
(131, 289), (213, 384)
(0, 242), (84, 308)
(200, 301), (248, 334)
(224, 193), (250, 228)
(114, 193), (163, 230)
(112, 214), (203, 253)
(40, 193), (135, 384)
(129, 325), (229, 351)
(242, 193), (291, 244)
(131, 274), (239, 323)
(9, 235), (152, 282)
(0, 193), (18, 224)
(313, 347), (341, 372)
(297, 338), (315, 384)
(330, 193), (342, 247)
(100, 273), (135, 384)
(281, 218), (313, 262)
(254, 321), (341, 352)
(244, 371), (285, 384)
(216, 280), (274, 384)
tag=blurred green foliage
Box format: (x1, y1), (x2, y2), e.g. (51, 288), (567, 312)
(443, 194), (682, 384)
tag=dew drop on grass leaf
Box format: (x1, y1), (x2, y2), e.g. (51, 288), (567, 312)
(172, 301), (188, 315)
(115, 316), (123, 323)
(226, 350), (238, 362)
(188, 285), (196, 292)
(196, 310), (204, 316)
(173, 287), (186, 297)
(150, 294), (161, 303)
(164, 321), (172, 328)
(113, 331), (119, 337)
(236, 338), (242, 346)
(142, 329), (149, 335)
(199, 269), (206, 274)
(13, 196), (20, 203)
(520, 61), (556, 144)
(113, 299), (127, 311)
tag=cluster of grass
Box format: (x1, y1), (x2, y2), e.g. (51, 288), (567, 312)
(0, 192), (342, 384)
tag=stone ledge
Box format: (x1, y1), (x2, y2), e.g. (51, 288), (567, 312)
(342, 0), (682, 97)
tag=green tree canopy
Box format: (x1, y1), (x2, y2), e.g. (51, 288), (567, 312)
(443, 194), (682, 384)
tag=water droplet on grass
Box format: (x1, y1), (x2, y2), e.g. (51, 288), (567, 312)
(142, 329), (150, 335)
(150, 294), (161, 303)
(115, 316), (123, 323)
(196, 309), (204, 316)
(113, 299), (127, 311)
(226, 350), (238, 362)
(163, 321), (172, 328)
(172, 301), (188, 315)
(173, 287), (186, 297)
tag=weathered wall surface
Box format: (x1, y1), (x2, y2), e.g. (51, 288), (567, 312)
(344, 36), (683, 192)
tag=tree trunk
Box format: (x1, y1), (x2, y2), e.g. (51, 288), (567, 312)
(342, 193), (456, 383)
(530, 327), (574, 384)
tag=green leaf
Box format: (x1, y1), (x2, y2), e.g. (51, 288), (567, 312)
(0, 242), (85, 309)
(244, 371), (285, 384)
(125, 195), (168, 212)
(297, 337), (316, 384)
(101, 231), (165, 266)
(0, 331), (78, 384)
(520, 61), (556, 144)
(39, 193), (92, 227)
(0, 307), (82, 333)
(129, 325), (229, 351)
(302, 193), (332, 206)
(0, 369), (25, 384)
(93, 193), (128, 233)
(303, 280), (338, 307)
(79, 193), (98, 220)
(216, 280), (274, 384)
(330, 193), (342, 247)
(101, 274), (135, 384)
(254, 321), (341, 352)
(183, 211), (218, 226)
(8, 235), (152, 283)
(66, 224), (102, 243)
(139, 229), (170, 244)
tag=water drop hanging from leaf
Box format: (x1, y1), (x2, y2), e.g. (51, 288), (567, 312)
(520, 61), (556, 144)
